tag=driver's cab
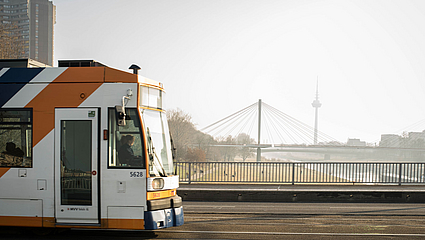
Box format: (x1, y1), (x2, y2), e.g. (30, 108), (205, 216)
(107, 81), (175, 178)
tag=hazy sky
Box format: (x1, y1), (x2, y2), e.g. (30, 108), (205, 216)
(53, 0), (425, 143)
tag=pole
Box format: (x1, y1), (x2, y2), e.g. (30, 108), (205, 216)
(292, 162), (295, 185)
(188, 162), (192, 184)
(257, 99), (262, 162)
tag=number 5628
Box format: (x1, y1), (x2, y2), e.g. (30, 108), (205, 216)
(130, 172), (143, 177)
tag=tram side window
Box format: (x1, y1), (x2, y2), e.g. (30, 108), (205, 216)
(108, 108), (145, 168)
(0, 109), (32, 167)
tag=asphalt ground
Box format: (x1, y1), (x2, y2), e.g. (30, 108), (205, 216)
(2, 202), (425, 239)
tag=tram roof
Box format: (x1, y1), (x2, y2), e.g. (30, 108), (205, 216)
(0, 59), (163, 89)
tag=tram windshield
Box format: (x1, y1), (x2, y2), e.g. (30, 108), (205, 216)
(141, 109), (174, 177)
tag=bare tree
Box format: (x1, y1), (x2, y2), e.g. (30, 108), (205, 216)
(185, 147), (206, 162)
(236, 133), (255, 161)
(167, 109), (196, 160)
(192, 129), (218, 160)
(217, 135), (237, 162)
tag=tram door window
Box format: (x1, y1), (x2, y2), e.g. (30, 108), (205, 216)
(60, 120), (92, 205)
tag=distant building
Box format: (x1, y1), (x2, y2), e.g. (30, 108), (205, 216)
(0, 58), (49, 67)
(347, 138), (366, 147)
(408, 131), (425, 142)
(379, 134), (400, 147)
(379, 131), (425, 148)
(407, 131), (425, 148)
(0, 0), (56, 66)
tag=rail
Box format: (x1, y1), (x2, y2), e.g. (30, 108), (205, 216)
(175, 162), (425, 185)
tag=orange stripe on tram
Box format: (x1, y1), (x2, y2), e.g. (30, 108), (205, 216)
(26, 68), (103, 146)
(0, 168), (10, 178)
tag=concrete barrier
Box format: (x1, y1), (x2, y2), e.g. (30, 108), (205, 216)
(177, 184), (425, 203)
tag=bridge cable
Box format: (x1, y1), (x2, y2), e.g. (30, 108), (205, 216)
(263, 107), (289, 143)
(264, 103), (337, 143)
(262, 109), (275, 144)
(263, 106), (290, 143)
(202, 103), (256, 136)
(235, 106), (257, 138)
(223, 105), (257, 138)
(264, 103), (336, 144)
(264, 103), (311, 143)
(201, 102), (256, 132)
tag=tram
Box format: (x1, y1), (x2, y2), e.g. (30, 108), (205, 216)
(0, 59), (183, 230)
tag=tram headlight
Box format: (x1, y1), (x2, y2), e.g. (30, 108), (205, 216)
(152, 178), (164, 190)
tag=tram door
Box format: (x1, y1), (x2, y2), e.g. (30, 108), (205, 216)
(54, 108), (99, 224)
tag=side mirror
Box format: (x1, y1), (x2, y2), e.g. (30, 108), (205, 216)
(115, 106), (126, 126)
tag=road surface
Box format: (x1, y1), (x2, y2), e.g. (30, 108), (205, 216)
(2, 202), (425, 239)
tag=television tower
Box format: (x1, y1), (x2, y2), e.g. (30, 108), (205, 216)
(311, 78), (322, 145)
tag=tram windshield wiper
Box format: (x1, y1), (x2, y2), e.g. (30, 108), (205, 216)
(147, 128), (167, 177)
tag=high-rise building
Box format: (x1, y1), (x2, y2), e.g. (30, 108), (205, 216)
(0, 0), (56, 66)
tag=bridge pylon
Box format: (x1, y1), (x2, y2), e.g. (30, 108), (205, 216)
(257, 99), (262, 162)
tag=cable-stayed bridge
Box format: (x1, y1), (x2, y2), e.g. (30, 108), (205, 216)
(202, 99), (336, 145)
(200, 100), (425, 162)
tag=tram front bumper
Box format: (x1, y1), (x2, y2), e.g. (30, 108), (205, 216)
(144, 195), (184, 230)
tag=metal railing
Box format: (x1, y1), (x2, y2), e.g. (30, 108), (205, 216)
(62, 176), (92, 190)
(176, 162), (425, 185)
